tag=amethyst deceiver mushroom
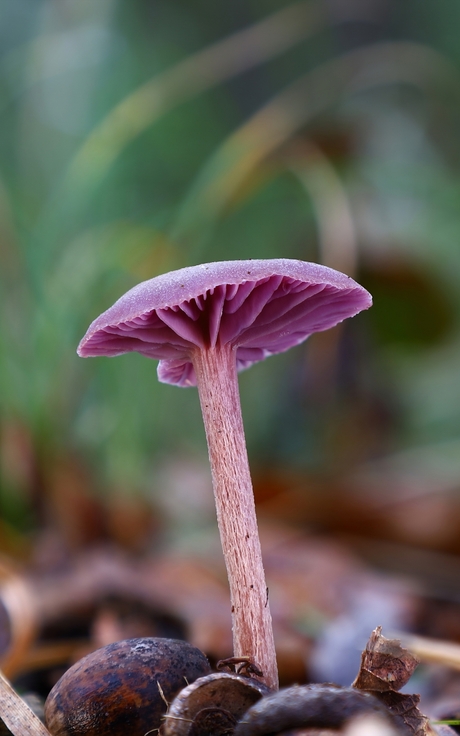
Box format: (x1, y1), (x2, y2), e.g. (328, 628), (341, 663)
(77, 258), (372, 691)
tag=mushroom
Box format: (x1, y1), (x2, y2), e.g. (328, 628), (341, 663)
(77, 258), (372, 691)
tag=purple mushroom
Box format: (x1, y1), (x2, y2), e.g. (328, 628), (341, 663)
(78, 259), (372, 691)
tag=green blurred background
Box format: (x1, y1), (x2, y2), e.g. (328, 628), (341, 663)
(2, 0), (460, 542)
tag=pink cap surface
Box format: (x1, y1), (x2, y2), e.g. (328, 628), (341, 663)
(78, 259), (372, 386)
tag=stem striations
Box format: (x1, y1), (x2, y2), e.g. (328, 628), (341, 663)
(192, 344), (278, 691)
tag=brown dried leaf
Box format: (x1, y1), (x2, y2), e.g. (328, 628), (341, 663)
(353, 626), (420, 693)
(377, 692), (433, 736)
(353, 628), (438, 736)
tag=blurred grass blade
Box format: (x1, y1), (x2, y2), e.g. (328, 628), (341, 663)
(285, 139), (358, 275)
(64, 2), (324, 193)
(173, 41), (460, 249)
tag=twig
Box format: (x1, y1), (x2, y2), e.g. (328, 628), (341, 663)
(397, 633), (460, 672)
(0, 670), (51, 736)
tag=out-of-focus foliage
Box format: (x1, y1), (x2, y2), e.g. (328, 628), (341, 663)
(2, 0), (460, 528)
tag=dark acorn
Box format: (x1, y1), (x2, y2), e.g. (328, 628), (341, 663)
(233, 684), (405, 735)
(44, 637), (211, 736)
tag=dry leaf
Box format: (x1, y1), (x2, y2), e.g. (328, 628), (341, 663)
(353, 626), (419, 692)
(353, 627), (437, 735)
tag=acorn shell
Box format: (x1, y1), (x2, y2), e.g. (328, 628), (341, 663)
(44, 637), (211, 736)
(233, 684), (400, 735)
(161, 672), (270, 735)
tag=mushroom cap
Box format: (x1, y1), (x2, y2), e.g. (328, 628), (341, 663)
(77, 259), (372, 387)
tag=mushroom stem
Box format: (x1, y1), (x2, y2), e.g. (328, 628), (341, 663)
(192, 344), (278, 692)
